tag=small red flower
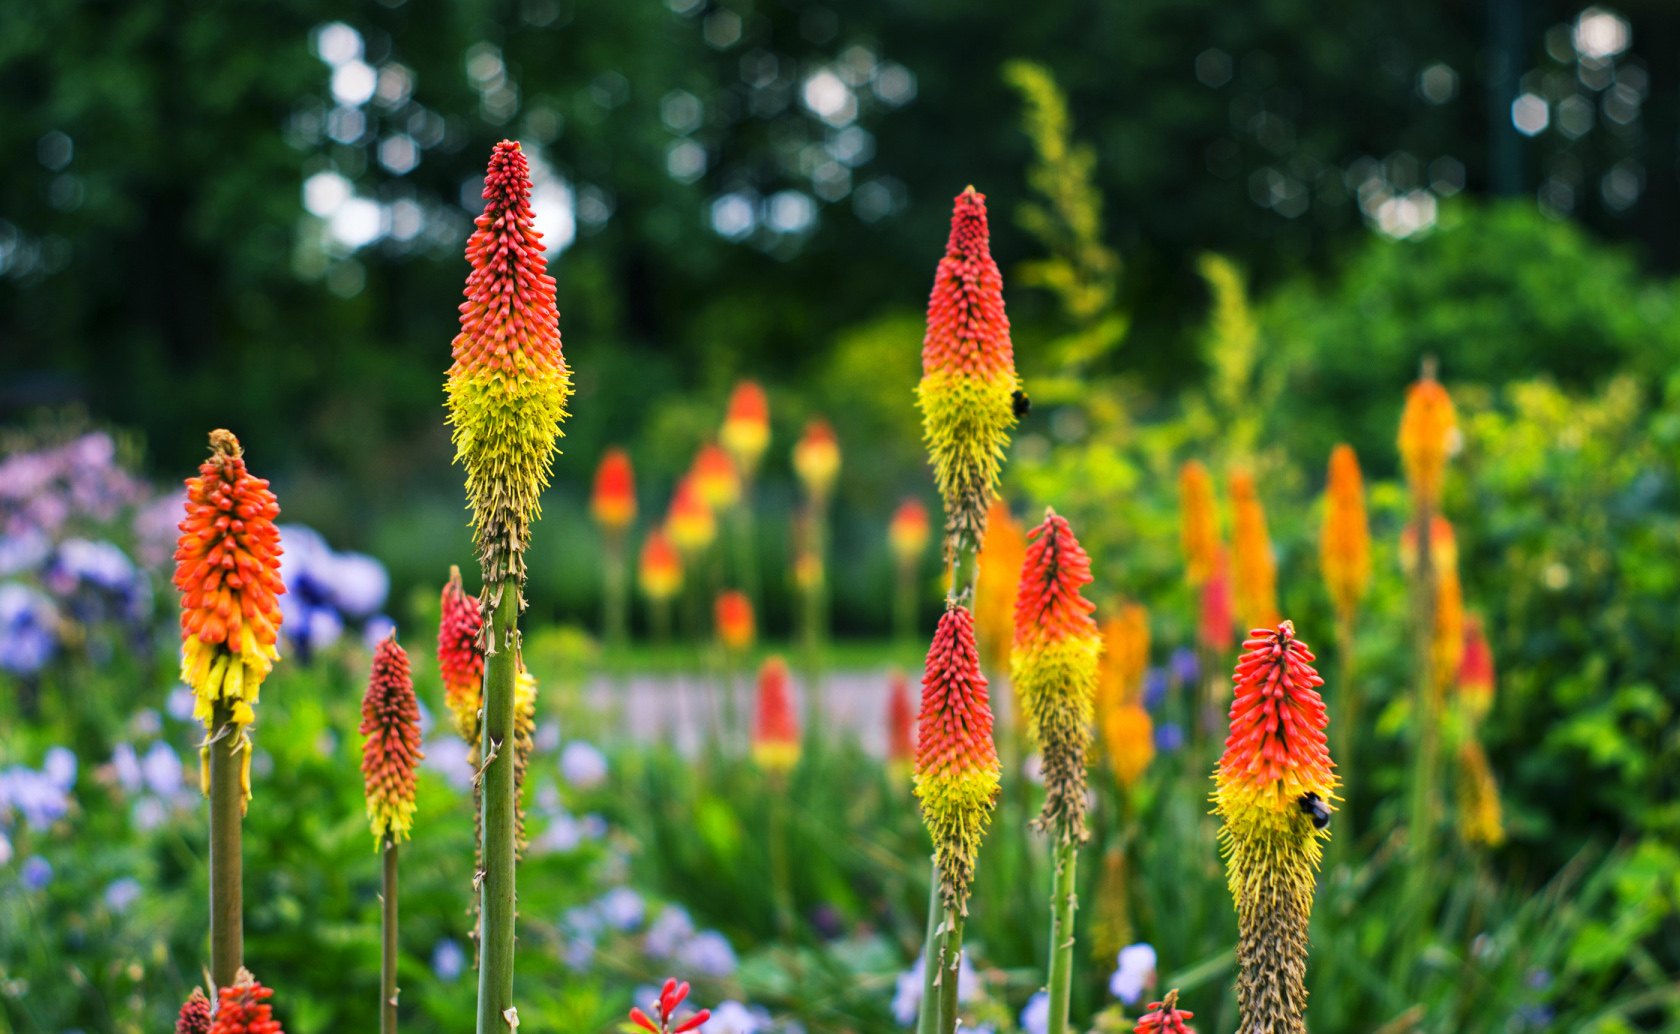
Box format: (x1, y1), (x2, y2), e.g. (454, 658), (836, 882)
(361, 632), (424, 844)
(210, 969), (285, 1034)
(1135, 990), (1195, 1034)
(176, 988), (213, 1034)
(630, 978), (712, 1034)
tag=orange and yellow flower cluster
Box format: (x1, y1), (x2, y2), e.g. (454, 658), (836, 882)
(437, 566), (484, 744)
(361, 633), (424, 846)
(752, 656), (800, 773)
(1318, 445), (1370, 624)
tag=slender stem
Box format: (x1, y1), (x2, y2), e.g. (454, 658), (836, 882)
(934, 906), (966, 1034)
(894, 560), (917, 644)
(1046, 835), (1079, 1034)
(382, 835), (400, 1034)
(1331, 613), (1358, 866)
(916, 857), (942, 1034)
(602, 534), (627, 651)
(1405, 500), (1440, 918)
(768, 778), (793, 935)
(208, 700), (243, 989)
(476, 582), (520, 1034)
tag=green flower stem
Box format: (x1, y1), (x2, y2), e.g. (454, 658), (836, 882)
(934, 906), (966, 1034)
(1332, 613), (1359, 868)
(382, 834), (400, 1034)
(894, 559), (918, 644)
(1405, 500), (1440, 917)
(602, 532), (628, 651)
(208, 700), (243, 990)
(916, 857), (942, 1034)
(476, 582), (521, 1034)
(1046, 835), (1079, 1034)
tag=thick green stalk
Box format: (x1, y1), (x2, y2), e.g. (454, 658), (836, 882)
(1045, 836), (1078, 1034)
(476, 582), (521, 1034)
(934, 906), (966, 1034)
(916, 858), (942, 1034)
(382, 835), (400, 1034)
(208, 700), (243, 990)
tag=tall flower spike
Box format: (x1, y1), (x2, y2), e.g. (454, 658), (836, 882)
(175, 430), (285, 803)
(886, 668), (916, 779)
(1011, 508), (1102, 838)
(889, 498), (931, 567)
(721, 380), (771, 476)
(1318, 445), (1370, 624)
(1135, 990), (1195, 1034)
(692, 444), (741, 511)
(1457, 613), (1495, 724)
(591, 448), (637, 532)
(1213, 621), (1335, 1034)
(915, 604), (1001, 910)
(1199, 548), (1234, 654)
(917, 188), (1020, 554)
(666, 476), (716, 556)
(361, 633), (424, 846)
(437, 566), (484, 744)
(1097, 604), (1149, 715)
(639, 530), (683, 602)
(752, 656), (800, 773)
(1229, 471), (1278, 631)
(210, 968), (285, 1034)
(1178, 461), (1219, 587)
(973, 497), (1026, 672)
(1455, 739), (1505, 848)
(1398, 372), (1456, 510)
(715, 590), (755, 651)
(177, 988), (213, 1034)
(792, 418), (841, 503)
(445, 140), (572, 589)
(1105, 703), (1154, 792)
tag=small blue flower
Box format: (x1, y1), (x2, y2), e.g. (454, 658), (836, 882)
(111, 743), (144, 795)
(432, 938), (465, 982)
(104, 877), (142, 913)
(1143, 667), (1169, 709)
(1019, 991), (1049, 1034)
(597, 886), (646, 931)
(1154, 722), (1185, 753)
(561, 742), (608, 789)
(1169, 647), (1198, 686)
(20, 855), (52, 892)
(142, 742), (183, 798)
(644, 904), (695, 959)
(42, 746), (76, 791)
(1109, 942), (1156, 1005)
(0, 582), (58, 675)
(679, 930), (739, 977)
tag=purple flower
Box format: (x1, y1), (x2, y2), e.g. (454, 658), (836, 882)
(43, 746), (76, 791)
(1154, 722), (1184, 753)
(166, 686), (196, 722)
(0, 528), (51, 578)
(1169, 647), (1198, 686)
(597, 886), (646, 930)
(131, 796), (168, 831)
(892, 950), (980, 1026)
(644, 904), (695, 959)
(0, 765), (71, 829)
(0, 582), (58, 675)
(1109, 943), (1156, 1005)
(1019, 991), (1049, 1034)
(323, 551), (388, 618)
(530, 813), (583, 855)
(432, 938), (465, 982)
(420, 737), (474, 793)
(134, 492), (188, 568)
(142, 742), (183, 798)
(20, 855), (52, 891)
(561, 741), (608, 789)
(702, 1001), (771, 1034)
(111, 743), (144, 794)
(104, 877), (142, 912)
(678, 930), (739, 977)
(564, 933), (596, 972)
(1143, 667), (1169, 709)
(51, 539), (136, 593)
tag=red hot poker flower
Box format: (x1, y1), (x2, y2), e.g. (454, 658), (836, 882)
(721, 380), (771, 475)
(752, 656), (800, 772)
(591, 447), (637, 532)
(886, 668), (916, 775)
(1218, 622), (1334, 803)
(630, 978), (712, 1034)
(177, 988), (213, 1034)
(437, 566), (484, 744)
(715, 590), (755, 651)
(361, 632), (424, 845)
(1135, 990), (1196, 1034)
(210, 968), (285, 1034)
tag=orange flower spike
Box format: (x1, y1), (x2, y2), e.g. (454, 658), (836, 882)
(1229, 471), (1278, 631)
(1135, 991), (1196, 1034)
(1319, 445), (1371, 624)
(1105, 703), (1155, 792)
(1213, 621), (1335, 1034)
(1179, 460), (1219, 587)
(915, 604), (1001, 910)
(445, 140), (572, 587)
(1199, 548), (1234, 654)
(1098, 604), (1150, 711)
(715, 591), (755, 651)
(973, 497), (1026, 672)
(1398, 373), (1457, 510)
(639, 531), (684, 602)
(591, 448), (637, 532)
(692, 443), (741, 511)
(177, 988), (213, 1034)
(886, 668), (916, 778)
(793, 418), (841, 503)
(437, 566), (484, 743)
(1458, 613), (1495, 724)
(752, 656), (801, 772)
(174, 430), (285, 803)
(1011, 508), (1102, 836)
(210, 969), (285, 1034)
(721, 380), (771, 476)
(917, 187), (1020, 549)
(666, 476), (716, 555)
(361, 633), (424, 846)
(889, 498), (932, 567)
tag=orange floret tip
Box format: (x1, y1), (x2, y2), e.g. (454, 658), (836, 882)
(666, 476), (716, 555)
(973, 497), (1026, 672)
(445, 140), (572, 586)
(1178, 460), (1219, 587)
(1229, 471), (1278, 632)
(639, 530), (684, 601)
(362, 632), (424, 845)
(210, 969), (285, 1034)
(1135, 991), (1195, 1034)
(1216, 621), (1334, 811)
(915, 603), (1001, 909)
(793, 418), (841, 502)
(715, 590), (755, 651)
(886, 668), (916, 773)
(721, 380), (771, 472)
(437, 565), (484, 743)
(1398, 373), (1457, 509)
(917, 188), (1019, 549)
(889, 498), (932, 565)
(591, 447), (637, 531)
(752, 656), (801, 773)
(1319, 444), (1371, 623)
(177, 988), (213, 1034)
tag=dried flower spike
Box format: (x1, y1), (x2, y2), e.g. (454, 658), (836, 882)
(1229, 471), (1278, 632)
(1011, 508), (1102, 838)
(752, 656), (800, 773)
(591, 448), (637, 532)
(915, 604), (1001, 910)
(177, 988), (214, 1034)
(437, 566), (484, 744)
(1318, 445), (1370, 624)
(917, 188), (1019, 554)
(1178, 460), (1219, 587)
(1213, 621), (1335, 1034)
(175, 430), (285, 803)
(361, 632), (424, 846)
(445, 140), (572, 588)
(210, 968), (285, 1034)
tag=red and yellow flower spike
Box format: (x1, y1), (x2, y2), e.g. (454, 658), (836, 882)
(889, 498), (932, 567)
(752, 656), (801, 773)
(639, 531), (683, 602)
(917, 188), (1020, 553)
(591, 448), (637, 532)
(437, 566), (484, 744)
(721, 380), (771, 477)
(793, 418), (841, 504)
(1135, 991), (1195, 1034)
(1178, 460), (1219, 587)
(174, 430), (285, 803)
(887, 668), (916, 780)
(715, 590), (755, 651)
(210, 968), (285, 1034)
(1213, 621), (1335, 1034)
(1457, 613), (1495, 724)
(692, 443), (741, 512)
(177, 988), (213, 1034)
(1229, 471), (1278, 631)
(361, 633), (424, 846)
(1011, 508), (1102, 836)
(1319, 445), (1370, 624)
(666, 476), (716, 556)
(1199, 547), (1234, 654)
(915, 603), (1001, 910)
(973, 497), (1026, 672)
(1398, 371), (1457, 510)
(444, 140), (572, 589)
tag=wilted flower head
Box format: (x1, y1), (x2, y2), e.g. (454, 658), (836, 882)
(715, 591), (754, 651)
(721, 381), (771, 476)
(692, 444), (741, 512)
(445, 140), (572, 588)
(209, 968), (285, 1034)
(888, 499), (931, 567)
(1134, 990), (1195, 1034)
(752, 656), (800, 773)
(639, 531), (684, 602)
(436, 566), (484, 743)
(176, 988), (214, 1034)
(1179, 460), (1220, 587)
(1398, 373), (1456, 510)
(793, 419), (841, 503)
(917, 188), (1019, 552)
(1011, 508), (1101, 838)
(666, 477), (716, 556)
(1229, 471), (1277, 632)
(973, 497), (1025, 672)
(591, 448), (637, 532)
(1319, 445), (1370, 623)
(915, 604), (1000, 910)
(360, 633), (424, 845)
